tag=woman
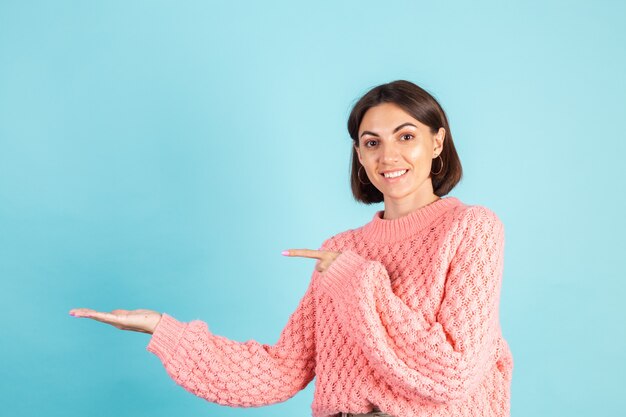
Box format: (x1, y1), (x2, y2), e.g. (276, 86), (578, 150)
(70, 80), (513, 417)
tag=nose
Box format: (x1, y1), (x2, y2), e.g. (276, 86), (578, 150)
(380, 142), (400, 163)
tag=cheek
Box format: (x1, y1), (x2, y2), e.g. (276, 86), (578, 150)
(406, 147), (428, 164)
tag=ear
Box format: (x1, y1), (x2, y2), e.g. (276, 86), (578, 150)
(354, 143), (363, 164)
(434, 127), (446, 154)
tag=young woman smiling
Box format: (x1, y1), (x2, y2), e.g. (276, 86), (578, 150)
(71, 80), (513, 417)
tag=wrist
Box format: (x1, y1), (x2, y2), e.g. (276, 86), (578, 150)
(149, 313), (163, 334)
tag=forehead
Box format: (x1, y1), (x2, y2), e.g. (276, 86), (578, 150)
(359, 103), (427, 133)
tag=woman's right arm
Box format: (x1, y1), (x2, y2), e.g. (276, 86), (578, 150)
(72, 274), (318, 407)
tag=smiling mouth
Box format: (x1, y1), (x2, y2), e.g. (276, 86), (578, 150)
(381, 169), (408, 179)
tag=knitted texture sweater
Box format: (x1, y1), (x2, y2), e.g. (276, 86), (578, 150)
(147, 196), (513, 417)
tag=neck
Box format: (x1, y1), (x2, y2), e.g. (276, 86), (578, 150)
(382, 193), (441, 220)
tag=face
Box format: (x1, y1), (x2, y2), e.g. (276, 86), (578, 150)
(355, 102), (445, 206)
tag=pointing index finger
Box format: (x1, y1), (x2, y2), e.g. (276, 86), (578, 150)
(284, 249), (323, 259)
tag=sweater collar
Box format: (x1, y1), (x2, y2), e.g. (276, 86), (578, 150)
(363, 196), (462, 242)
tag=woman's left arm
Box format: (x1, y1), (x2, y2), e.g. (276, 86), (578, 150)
(319, 206), (506, 404)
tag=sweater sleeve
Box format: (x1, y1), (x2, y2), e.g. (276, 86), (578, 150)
(146, 275), (318, 407)
(319, 206), (505, 403)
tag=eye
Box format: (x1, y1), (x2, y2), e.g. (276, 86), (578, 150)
(364, 139), (378, 148)
(400, 134), (414, 141)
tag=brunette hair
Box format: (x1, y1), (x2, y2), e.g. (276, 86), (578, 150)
(347, 80), (463, 204)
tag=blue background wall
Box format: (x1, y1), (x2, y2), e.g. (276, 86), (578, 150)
(1, 1), (624, 416)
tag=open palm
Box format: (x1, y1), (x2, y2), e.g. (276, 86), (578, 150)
(69, 308), (162, 334)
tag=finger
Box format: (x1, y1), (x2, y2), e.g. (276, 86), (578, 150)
(82, 311), (125, 325)
(70, 308), (129, 319)
(71, 309), (121, 324)
(69, 308), (99, 317)
(283, 249), (324, 259)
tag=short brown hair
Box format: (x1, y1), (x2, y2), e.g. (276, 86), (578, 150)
(347, 80), (463, 204)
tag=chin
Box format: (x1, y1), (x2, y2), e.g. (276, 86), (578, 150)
(382, 190), (413, 201)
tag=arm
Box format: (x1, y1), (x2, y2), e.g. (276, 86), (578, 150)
(318, 207), (505, 403)
(146, 275), (318, 407)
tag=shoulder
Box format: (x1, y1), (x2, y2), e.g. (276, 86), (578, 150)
(455, 204), (505, 248)
(462, 204), (503, 226)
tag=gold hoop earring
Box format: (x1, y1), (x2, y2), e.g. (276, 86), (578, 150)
(431, 154), (444, 175)
(358, 166), (371, 185)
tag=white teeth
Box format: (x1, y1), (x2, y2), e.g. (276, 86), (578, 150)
(383, 169), (407, 178)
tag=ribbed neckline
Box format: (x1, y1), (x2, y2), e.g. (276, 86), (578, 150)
(362, 196), (462, 242)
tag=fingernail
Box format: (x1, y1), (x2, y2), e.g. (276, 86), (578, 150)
(281, 250), (289, 256)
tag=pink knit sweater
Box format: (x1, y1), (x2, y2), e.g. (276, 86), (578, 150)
(147, 196), (513, 417)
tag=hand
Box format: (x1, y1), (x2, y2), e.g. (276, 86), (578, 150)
(69, 308), (162, 334)
(283, 249), (341, 273)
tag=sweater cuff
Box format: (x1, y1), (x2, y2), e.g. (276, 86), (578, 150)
(320, 250), (369, 304)
(146, 313), (188, 365)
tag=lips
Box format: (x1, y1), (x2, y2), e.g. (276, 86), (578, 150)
(380, 169), (408, 179)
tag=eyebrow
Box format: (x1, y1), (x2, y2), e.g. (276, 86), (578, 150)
(360, 122), (417, 139)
